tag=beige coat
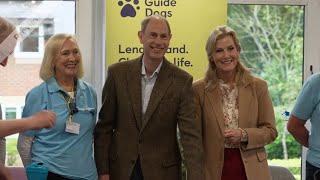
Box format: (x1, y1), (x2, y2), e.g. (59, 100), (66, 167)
(94, 57), (204, 180)
(193, 71), (277, 180)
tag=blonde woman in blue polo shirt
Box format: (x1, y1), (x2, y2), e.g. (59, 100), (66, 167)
(17, 34), (98, 180)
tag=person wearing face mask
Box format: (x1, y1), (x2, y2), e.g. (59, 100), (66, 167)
(17, 34), (98, 180)
(0, 16), (56, 180)
(192, 25), (277, 180)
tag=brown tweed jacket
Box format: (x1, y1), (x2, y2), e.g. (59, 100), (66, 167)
(94, 57), (204, 180)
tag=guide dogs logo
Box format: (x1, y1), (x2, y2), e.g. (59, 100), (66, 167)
(118, 0), (140, 17)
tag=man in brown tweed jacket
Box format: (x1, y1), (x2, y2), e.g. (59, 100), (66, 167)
(94, 15), (203, 180)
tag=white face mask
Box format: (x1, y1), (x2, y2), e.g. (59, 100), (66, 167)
(0, 31), (18, 63)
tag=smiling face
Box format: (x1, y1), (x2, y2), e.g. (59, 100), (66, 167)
(138, 18), (171, 63)
(53, 38), (80, 80)
(211, 35), (240, 76)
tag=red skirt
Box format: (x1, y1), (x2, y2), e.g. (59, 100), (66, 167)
(221, 148), (247, 180)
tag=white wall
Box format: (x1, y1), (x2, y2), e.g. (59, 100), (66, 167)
(76, 0), (105, 109)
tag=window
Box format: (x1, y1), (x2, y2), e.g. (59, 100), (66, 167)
(12, 18), (55, 59)
(20, 26), (40, 52)
(0, 1), (75, 64)
(227, 0), (320, 179)
(228, 4), (304, 179)
(5, 107), (16, 119)
(0, 0), (76, 167)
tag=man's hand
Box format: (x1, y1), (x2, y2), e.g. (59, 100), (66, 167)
(27, 110), (56, 129)
(224, 128), (242, 146)
(99, 174), (110, 180)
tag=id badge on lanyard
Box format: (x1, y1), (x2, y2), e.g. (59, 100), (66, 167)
(59, 89), (80, 135)
(65, 116), (80, 134)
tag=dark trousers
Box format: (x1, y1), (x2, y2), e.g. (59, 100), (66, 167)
(130, 158), (144, 180)
(306, 161), (320, 180)
(47, 171), (72, 180)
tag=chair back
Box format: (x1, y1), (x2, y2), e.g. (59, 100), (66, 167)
(269, 165), (295, 180)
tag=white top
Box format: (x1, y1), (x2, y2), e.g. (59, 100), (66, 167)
(141, 58), (163, 115)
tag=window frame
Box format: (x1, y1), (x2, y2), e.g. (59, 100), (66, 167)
(5, 107), (17, 119)
(15, 24), (44, 60)
(228, 1), (319, 179)
(228, 0), (318, 78)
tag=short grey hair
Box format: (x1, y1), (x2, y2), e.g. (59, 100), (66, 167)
(39, 34), (84, 81)
(140, 15), (171, 34)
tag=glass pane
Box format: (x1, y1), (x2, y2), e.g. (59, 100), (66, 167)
(228, 4), (304, 180)
(20, 27), (39, 52)
(5, 107), (16, 119)
(0, 0), (76, 167)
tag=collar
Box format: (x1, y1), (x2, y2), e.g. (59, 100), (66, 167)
(205, 70), (253, 92)
(46, 76), (85, 93)
(141, 56), (163, 78)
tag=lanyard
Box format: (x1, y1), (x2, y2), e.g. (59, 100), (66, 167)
(59, 81), (78, 119)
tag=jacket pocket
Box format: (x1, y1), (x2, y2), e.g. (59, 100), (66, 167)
(256, 149), (267, 162)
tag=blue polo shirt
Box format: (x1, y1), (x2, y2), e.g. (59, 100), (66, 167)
(292, 73), (320, 168)
(23, 77), (98, 180)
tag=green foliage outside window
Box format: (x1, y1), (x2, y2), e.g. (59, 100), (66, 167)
(227, 4), (304, 160)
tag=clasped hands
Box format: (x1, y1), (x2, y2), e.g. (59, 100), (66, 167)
(224, 128), (242, 146)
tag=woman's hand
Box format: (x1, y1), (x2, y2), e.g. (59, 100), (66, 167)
(224, 128), (242, 146)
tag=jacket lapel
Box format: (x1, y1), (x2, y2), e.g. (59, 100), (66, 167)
(238, 83), (253, 128)
(127, 58), (143, 130)
(205, 84), (225, 135)
(141, 60), (173, 132)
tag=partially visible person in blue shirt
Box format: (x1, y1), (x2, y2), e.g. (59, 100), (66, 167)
(288, 73), (320, 180)
(17, 33), (98, 180)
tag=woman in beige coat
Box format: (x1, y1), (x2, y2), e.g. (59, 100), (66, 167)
(193, 26), (277, 180)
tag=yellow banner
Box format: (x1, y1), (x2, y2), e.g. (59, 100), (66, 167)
(106, 0), (227, 80)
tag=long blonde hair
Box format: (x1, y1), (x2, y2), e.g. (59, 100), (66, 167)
(204, 25), (251, 85)
(39, 34), (84, 81)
